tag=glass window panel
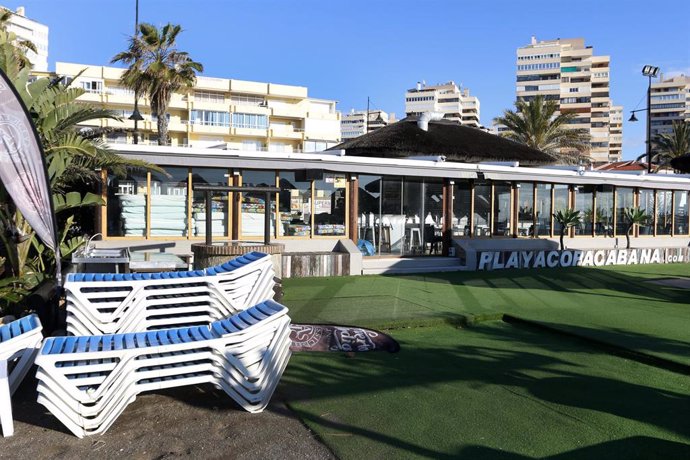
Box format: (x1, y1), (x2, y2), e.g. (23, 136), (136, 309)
(517, 182), (534, 237)
(402, 179), (423, 255)
(638, 189), (654, 235)
(313, 174), (347, 236)
(452, 181), (471, 237)
(493, 182), (512, 236)
(241, 170), (276, 238)
(535, 183), (552, 236)
(553, 184), (569, 235)
(380, 177), (403, 254)
(473, 181), (491, 237)
(357, 175), (381, 254)
(595, 185), (614, 236)
(574, 185), (594, 235)
(107, 173), (147, 237)
(150, 168), (189, 237)
(423, 179), (444, 254)
(656, 190), (673, 235)
(191, 168), (229, 238)
(674, 191), (688, 235)
(615, 187), (634, 236)
(278, 172), (311, 237)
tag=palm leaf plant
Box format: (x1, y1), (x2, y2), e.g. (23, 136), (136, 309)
(621, 207), (649, 249)
(494, 95), (590, 164)
(553, 208), (581, 250)
(651, 121), (690, 171)
(112, 23), (203, 145)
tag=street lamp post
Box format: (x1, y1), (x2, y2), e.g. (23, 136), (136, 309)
(127, 0), (142, 144)
(629, 65), (659, 173)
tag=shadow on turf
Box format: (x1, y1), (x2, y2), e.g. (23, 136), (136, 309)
(457, 436), (690, 460)
(280, 318), (690, 457)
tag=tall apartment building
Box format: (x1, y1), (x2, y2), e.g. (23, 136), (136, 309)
(650, 74), (690, 138)
(516, 37), (621, 163)
(341, 109), (395, 140)
(609, 105), (623, 160)
(1, 5), (48, 71)
(48, 62), (341, 152)
(405, 81), (481, 128)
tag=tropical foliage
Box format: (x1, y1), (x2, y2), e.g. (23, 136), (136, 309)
(112, 23), (203, 145)
(494, 95), (590, 163)
(0, 7), (37, 71)
(553, 208), (581, 250)
(621, 207), (649, 249)
(0, 27), (160, 312)
(650, 121), (690, 171)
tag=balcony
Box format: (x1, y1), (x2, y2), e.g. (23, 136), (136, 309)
(269, 124), (304, 140)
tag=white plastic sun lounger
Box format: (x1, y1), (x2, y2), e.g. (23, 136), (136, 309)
(0, 315), (43, 437)
(35, 300), (291, 438)
(65, 251), (277, 336)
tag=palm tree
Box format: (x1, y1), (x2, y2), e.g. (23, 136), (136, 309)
(494, 95), (590, 163)
(621, 207), (649, 249)
(112, 23), (203, 146)
(651, 121), (690, 171)
(553, 209), (581, 251)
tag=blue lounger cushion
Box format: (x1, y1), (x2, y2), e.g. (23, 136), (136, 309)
(66, 252), (268, 282)
(0, 315), (41, 344)
(42, 300), (285, 355)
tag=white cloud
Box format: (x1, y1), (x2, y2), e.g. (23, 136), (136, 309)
(663, 66), (690, 78)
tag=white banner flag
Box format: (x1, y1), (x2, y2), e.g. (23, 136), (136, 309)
(0, 69), (61, 283)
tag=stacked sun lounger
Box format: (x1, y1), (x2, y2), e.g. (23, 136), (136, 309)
(65, 252), (277, 336)
(35, 300), (292, 438)
(0, 315), (43, 437)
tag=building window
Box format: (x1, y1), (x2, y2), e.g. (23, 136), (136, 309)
(241, 170), (276, 239)
(190, 110), (230, 126)
(473, 181), (491, 237)
(230, 94), (265, 106)
(535, 183), (552, 236)
(314, 174), (347, 236)
(517, 182), (535, 237)
(80, 80), (102, 93)
(452, 181), (471, 237)
(231, 113), (268, 129)
(674, 191), (689, 235)
(107, 173), (147, 237)
(493, 182), (512, 236)
(150, 168), (189, 237)
(191, 168), (229, 238)
(639, 189), (654, 235)
(278, 171), (313, 237)
(553, 184), (570, 235)
(615, 187), (634, 236)
(195, 91), (225, 104)
(574, 185), (594, 235)
(595, 185), (614, 236)
(656, 190), (673, 235)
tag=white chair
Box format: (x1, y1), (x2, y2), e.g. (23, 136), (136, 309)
(0, 315), (43, 437)
(64, 252), (277, 336)
(35, 300), (292, 438)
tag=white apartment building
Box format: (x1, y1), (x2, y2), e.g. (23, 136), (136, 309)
(650, 74), (690, 138)
(341, 109), (395, 140)
(49, 62), (341, 152)
(1, 5), (48, 71)
(405, 81), (481, 127)
(516, 37), (621, 163)
(609, 105), (623, 160)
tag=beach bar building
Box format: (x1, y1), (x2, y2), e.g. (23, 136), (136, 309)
(95, 116), (690, 275)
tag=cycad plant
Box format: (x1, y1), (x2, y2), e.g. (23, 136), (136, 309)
(112, 23), (203, 145)
(494, 95), (590, 164)
(621, 207), (649, 249)
(553, 208), (581, 250)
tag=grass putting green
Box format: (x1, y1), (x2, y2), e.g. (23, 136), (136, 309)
(283, 264), (690, 366)
(280, 323), (690, 459)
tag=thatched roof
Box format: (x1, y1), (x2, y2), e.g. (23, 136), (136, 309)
(329, 116), (556, 165)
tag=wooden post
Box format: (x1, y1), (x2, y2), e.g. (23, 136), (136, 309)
(348, 176), (359, 244)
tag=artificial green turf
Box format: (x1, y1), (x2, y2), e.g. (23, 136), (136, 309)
(281, 323), (690, 460)
(283, 264), (690, 366)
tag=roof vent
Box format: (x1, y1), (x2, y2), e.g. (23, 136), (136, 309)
(417, 112), (444, 131)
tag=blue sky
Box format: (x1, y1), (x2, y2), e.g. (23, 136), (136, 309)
(5, 0), (689, 159)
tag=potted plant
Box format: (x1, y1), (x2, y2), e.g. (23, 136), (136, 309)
(621, 207), (649, 249)
(553, 209), (581, 250)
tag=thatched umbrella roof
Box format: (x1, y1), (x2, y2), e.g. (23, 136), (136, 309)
(329, 116), (556, 165)
(670, 154), (690, 173)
